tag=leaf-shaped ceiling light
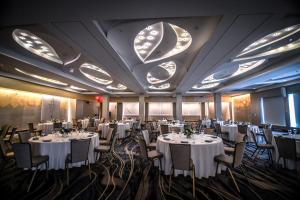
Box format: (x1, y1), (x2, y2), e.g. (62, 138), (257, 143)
(79, 63), (113, 85)
(192, 83), (220, 90)
(106, 84), (127, 90)
(147, 61), (176, 84)
(12, 29), (63, 64)
(233, 24), (300, 62)
(134, 22), (192, 63)
(149, 83), (170, 90)
(15, 68), (68, 86)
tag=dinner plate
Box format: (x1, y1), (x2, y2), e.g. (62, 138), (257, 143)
(88, 134), (94, 137)
(42, 139), (52, 142)
(205, 140), (213, 143)
(162, 134), (168, 137)
(164, 138), (171, 141)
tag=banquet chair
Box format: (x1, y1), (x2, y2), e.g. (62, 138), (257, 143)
(250, 131), (274, 163)
(137, 137), (163, 170)
(142, 130), (157, 150)
(160, 124), (169, 135)
(86, 127), (97, 132)
(262, 128), (273, 144)
(72, 119), (77, 128)
(12, 143), (49, 192)
(0, 139), (14, 160)
(18, 131), (32, 143)
(53, 122), (62, 131)
(3, 127), (17, 144)
(0, 125), (11, 139)
(150, 122), (160, 139)
(28, 123), (38, 136)
(65, 138), (91, 185)
(169, 143), (195, 199)
(204, 128), (215, 135)
(274, 136), (300, 168)
(215, 123), (229, 140)
(100, 117), (105, 123)
(99, 127), (116, 146)
(170, 127), (181, 134)
(224, 134), (247, 155)
(237, 124), (248, 135)
(88, 118), (95, 127)
(94, 130), (118, 161)
(184, 124), (192, 130)
(214, 141), (246, 193)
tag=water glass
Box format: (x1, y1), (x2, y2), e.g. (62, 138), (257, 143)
(288, 129), (292, 135)
(293, 129), (297, 135)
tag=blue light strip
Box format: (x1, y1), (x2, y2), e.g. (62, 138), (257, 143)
(288, 94), (296, 127)
(260, 98), (265, 124)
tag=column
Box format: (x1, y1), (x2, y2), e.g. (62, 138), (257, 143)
(139, 95), (145, 122)
(176, 94), (182, 121)
(117, 102), (123, 121)
(201, 102), (206, 119)
(102, 95), (109, 121)
(214, 93), (222, 120)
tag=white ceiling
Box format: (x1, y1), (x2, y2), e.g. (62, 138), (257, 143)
(0, 0), (300, 96)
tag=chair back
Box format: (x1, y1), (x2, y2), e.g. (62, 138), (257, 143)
(53, 122), (62, 130)
(87, 127), (97, 132)
(106, 128), (114, 142)
(138, 137), (148, 159)
(234, 133), (247, 143)
(263, 128), (272, 144)
(184, 124), (191, 130)
(215, 123), (222, 135)
(160, 124), (169, 135)
(9, 127), (17, 143)
(237, 125), (248, 134)
(88, 118), (95, 127)
(28, 123), (34, 133)
(70, 139), (91, 163)
(0, 140), (9, 156)
(142, 130), (150, 145)
(233, 141), (246, 168)
(204, 128), (214, 135)
(169, 143), (192, 170)
(0, 125), (11, 139)
(170, 127), (181, 133)
(12, 143), (32, 168)
(72, 119), (77, 127)
(100, 117), (105, 123)
(274, 136), (296, 160)
(18, 131), (32, 143)
(250, 130), (258, 146)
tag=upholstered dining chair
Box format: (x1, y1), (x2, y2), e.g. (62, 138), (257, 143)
(224, 134), (247, 155)
(237, 124), (248, 135)
(0, 125), (11, 139)
(214, 141), (247, 193)
(12, 143), (49, 192)
(150, 122), (160, 139)
(18, 131), (32, 143)
(274, 136), (300, 168)
(86, 127), (97, 132)
(160, 124), (169, 135)
(263, 128), (273, 144)
(142, 130), (157, 150)
(94, 131), (118, 161)
(250, 130), (274, 163)
(53, 122), (62, 131)
(168, 143), (195, 199)
(65, 138), (91, 185)
(0, 139), (14, 160)
(3, 127), (17, 144)
(204, 128), (215, 135)
(215, 123), (229, 140)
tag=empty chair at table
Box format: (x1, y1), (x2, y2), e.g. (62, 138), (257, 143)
(170, 127), (181, 133)
(168, 143), (195, 199)
(237, 124), (248, 135)
(65, 139), (91, 185)
(86, 127), (97, 132)
(274, 136), (300, 168)
(53, 122), (62, 131)
(0, 139), (14, 161)
(94, 129), (118, 160)
(142, 130), (157, 150)
(18, 131), (32, 143)
(160, 124), (169, 135)
(224, 133), (247, 155)
(12, 143), (49, 192)
(250, 130), (274, 163)
(88, 118), (95, 127)
(214, 141), (247, 193)
(0, 125), (11, 139)
(215, 123), (229, 140)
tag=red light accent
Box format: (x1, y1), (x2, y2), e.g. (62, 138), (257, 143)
(95, 96), (103, 103)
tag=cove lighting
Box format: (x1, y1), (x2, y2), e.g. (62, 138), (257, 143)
(106, 84), (127, 90)
(149, 83), (170, 90)
(69, 85), (87, 91)
(79, 63), (113, 85)
(146, 61), (176, 84)
(192, 82), (220, 90)
(12, 29), (63, 64)
(15, 68), (68, 86)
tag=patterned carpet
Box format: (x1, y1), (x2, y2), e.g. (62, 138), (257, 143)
(0, 137), (299, 200)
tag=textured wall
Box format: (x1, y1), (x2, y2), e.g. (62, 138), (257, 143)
(233, 94), (251, 122)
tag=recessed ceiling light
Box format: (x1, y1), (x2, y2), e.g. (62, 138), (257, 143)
(69, 85), (87, 91)
(147, 61), (176, 84)
(15, 68), (68, 86)
(12, 29), (63, 64)
(106, 84), (127, 90)
(149, 83), (170, 90)
(134, 22), (192, 64)
(79, 63), (113, 85)
(192, 82), (220, 90)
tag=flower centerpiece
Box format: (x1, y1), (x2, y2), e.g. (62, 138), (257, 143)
(184, 128), (194, 138)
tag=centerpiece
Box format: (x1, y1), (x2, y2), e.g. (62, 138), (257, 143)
(184, 128), (194, 138)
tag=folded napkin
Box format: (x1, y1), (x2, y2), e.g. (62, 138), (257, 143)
(205, 140), (213, 143)
(42, 139), (52, 142)
(180, 141), (188, 143)
(164, 138), (171, 141)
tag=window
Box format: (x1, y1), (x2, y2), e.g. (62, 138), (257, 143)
(261, 96), (286, 126)
(289, 93), (299, 128)
(182, 102), (201, 116)
(122, 102), (139, 116)
(149, 102), (173, 116)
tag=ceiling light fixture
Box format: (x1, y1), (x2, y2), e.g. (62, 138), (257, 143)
(147, 61), (176, 84)
(192, 82), (220, 90)
(106, 84), (127, 90)
(12, 29), (63, 64)
(69, 85), (87, 91)
(15, 68), (68, 86)
(79, 63), (113, 85)
(149, 83), (170, 90)
(134, 22), (192, 64)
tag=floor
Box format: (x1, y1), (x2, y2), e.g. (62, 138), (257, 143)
(0, 138), (299, 200)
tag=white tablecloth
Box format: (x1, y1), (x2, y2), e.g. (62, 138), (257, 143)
(156, 133), (224, 178)
(221, 124), (259, 142)
(158, 120), (168, 125)
(272, 131), (300, 171)
(37, 122), (73, 134)
(123, 119), (135, 128)
(29, 131), (99, 170)
(98, 123), (130, 139)
(79, 119), (90, 129)
(159, 123), (184, 133)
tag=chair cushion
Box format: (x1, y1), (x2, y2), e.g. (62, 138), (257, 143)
(5, 151), (14, 158)
(94, 145), (110, 153)
(32, 155), (49, 167)
(224, 146), (235, 155)
(147, 142), (157, 150)
(257, 144), (274, 149)
(214, 154), (233, 167)
(147, 150), (163, 160)
(100, 139), (109, 145)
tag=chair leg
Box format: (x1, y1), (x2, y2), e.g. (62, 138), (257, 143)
(228, 168), (240, 193)
(192, 166), (195, 199)
(251, 148), (258, 158)
(215, 162), (219, 177)
(168, 167), (173, 192)
(66, 163), (69, 185)
(45, 161), (49, 179)
(268, 150), (273, 165)
(88, 160), (91, 180)
(27, 170), (37, 192)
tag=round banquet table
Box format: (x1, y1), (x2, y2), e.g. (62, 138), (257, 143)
(29, 131), (99, 170)
(98, 123), (130, 139)
(160, 123), (184, 133)
(37, 122), (73, 134)
(123, 119), (135, 128)
(156, 133), (225, 178)
(220, 124), (259, 142)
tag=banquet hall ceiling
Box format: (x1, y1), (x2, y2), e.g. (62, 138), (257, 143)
(0, 0), (300, 96)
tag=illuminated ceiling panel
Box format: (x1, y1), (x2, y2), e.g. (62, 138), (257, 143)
(12, 29), (63, 64)
(146, 61), (176, 84)
(134, 22), (192, 63)
(69, 85), (87, 91)
(192, 82), (220, 90)
(79, 63), (113, 85)
(106, 83), (127, 90)
(149, 83), (170, 90)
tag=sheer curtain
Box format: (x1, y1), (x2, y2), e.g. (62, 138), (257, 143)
(122, 102), (139, 117)
(148, 102), (173, 116)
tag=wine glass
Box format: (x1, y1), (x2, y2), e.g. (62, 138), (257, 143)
(288, 129), (292, 135)
(293, 128), (297, 135)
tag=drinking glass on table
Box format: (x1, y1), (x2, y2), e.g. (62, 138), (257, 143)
(288, 129), (292, 135)
(293, 128), (297, 135)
